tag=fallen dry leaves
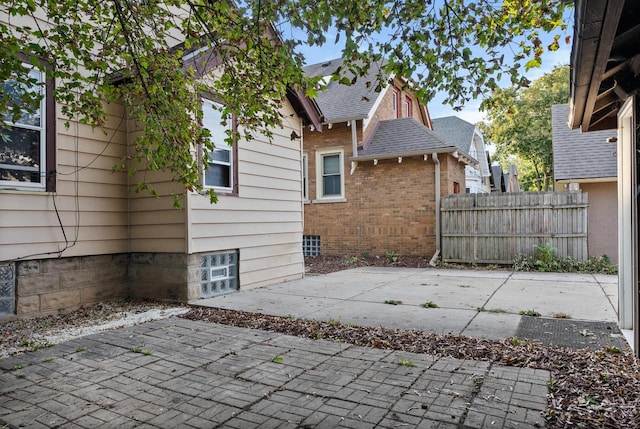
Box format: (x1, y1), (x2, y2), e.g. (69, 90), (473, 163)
(181, 307), (640, 429)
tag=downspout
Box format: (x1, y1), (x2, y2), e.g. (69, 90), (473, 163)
(350, 119), (358, 174)
(429, 152), (441, 266)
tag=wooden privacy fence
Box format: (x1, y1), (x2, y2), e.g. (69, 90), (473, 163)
(440, 192), (588, 264)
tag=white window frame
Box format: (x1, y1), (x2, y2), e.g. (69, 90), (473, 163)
(302, 152), (309, 201)
(403, 96), (412, 118)
(202, 98), (233, 192)
(0, 66), (46, 190)
(392, 88), (400, 118)
(315, 147), (345, 201)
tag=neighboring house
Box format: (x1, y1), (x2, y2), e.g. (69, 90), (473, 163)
(0, 21), (321, 316)
(432, 116), (492, 193)
(302, 58), (475, 259)
(490, 164), (506, 192)
(569, 0), (639, 357)
(552, 104), (618, 263)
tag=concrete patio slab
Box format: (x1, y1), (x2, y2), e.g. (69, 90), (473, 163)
(353, 280), (496, 311)
(509, 271), (597, 283)
(462, 311), (522, 341)
(484, 278), (617, 321)
(304, 301), (475, 334)
(199, 291), (343, 318)
(193, 267), (622, 344)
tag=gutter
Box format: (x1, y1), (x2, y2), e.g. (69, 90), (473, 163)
(348, 147), (477, 167)
(429, 152), (441, 267)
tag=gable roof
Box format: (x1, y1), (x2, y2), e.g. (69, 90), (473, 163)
(431, 116), (476, 153)
(491, 165), (506, 192)
(552, 104), (617, 181)
(352, 117), (476, 166)
(303, 58), (388, 123)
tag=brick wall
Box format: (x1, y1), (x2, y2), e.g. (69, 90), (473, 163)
(443, 156), (467, 195)
(304, 149), (465, 256)
(14, 255), (128, 316)
(363, 78), (427, 143)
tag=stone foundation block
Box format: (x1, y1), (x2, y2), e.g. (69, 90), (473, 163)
(41, 289), (81, 311)
(17, 274), (60, 296)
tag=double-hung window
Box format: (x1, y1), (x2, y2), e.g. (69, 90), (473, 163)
(403, 96), (412, 117)
(202, 98), (234, 192)
(1, 66), (52, 190)
(392, 88), (400, 118)
(316, 148), (344, 200)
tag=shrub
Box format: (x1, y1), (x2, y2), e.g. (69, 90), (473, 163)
(513, 245), (617, 275)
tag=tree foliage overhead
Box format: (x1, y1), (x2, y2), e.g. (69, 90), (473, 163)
(481, 65), (570, 191)
(0, 0), (571, 203)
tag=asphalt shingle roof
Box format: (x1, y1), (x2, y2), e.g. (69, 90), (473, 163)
(552, 104), (617, 181)
(431, 116), (476, 153)
(357, 117), (455, 158)
(491, 165), (505, 192)
(303, 58), (388, 123)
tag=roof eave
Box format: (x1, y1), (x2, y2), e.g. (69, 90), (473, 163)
(349, 147), (478, 167)
(555, 176), (617, 184)
(569, 0), (625, 131)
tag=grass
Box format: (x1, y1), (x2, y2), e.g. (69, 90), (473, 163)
(519, 309), (541, 317)
(477, 307), (507, 313)
(397, 358), (415, 367)
(420, 301), (439, 308)
(130, 347), (153, 355)
(384, 300), (402, 305)
(75, 346), (86, 353)
(271, 356), (283, 363)
(20, 339), (53, 352)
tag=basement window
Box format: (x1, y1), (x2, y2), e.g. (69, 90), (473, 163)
(303, 235), (321, 256)
(0, 263), (15, 315)
(200, 251), (238, 298)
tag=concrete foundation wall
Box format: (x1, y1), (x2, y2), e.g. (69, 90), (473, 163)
(14, 255), (128, 316)
(7, 252), (207, 317)
(128, 253), (201, 302)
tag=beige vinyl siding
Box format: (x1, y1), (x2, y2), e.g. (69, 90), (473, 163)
(126, 129), (187, 254)
(0, 101), (129, 262)
(188, 101), (304, 290)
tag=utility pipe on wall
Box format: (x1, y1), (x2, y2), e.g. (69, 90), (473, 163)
(429, 152), (441, 266)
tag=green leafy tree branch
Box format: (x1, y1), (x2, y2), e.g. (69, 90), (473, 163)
(1, 0), (572, 203)
(481, 65), (570, 191)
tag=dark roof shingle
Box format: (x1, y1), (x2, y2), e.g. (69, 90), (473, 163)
(431, 116), (476, 153)
(357, 118), (455, 158)
(552, 104), (617, 181)
(303, 58), (388, 123)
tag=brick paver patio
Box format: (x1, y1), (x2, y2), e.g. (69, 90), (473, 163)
(0, 318), (549, 428)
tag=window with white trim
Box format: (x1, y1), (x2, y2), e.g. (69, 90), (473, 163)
(1, 66), (52, 190)
(202, 99), (233, 191)
(316, 148), (344, 199)
(302, 152), (308, 200)
(392, 88), (400, 118)
(403, 96), (412, 117)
